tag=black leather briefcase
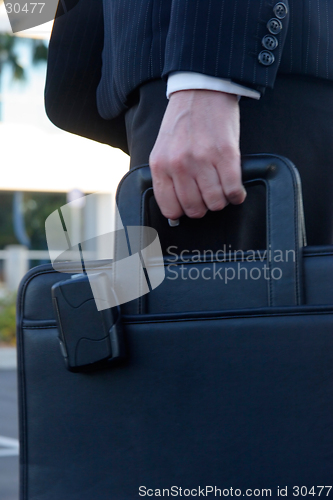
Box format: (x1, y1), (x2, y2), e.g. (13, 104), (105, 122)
(17, 155), (333, 500)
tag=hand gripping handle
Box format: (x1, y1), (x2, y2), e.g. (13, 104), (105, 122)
(116, 154), (306, 307)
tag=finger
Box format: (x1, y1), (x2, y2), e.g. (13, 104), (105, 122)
(196, 165), (229, 211)
(152, 174), (184, 219)
(216, 153), (247, 205)
(173, 174), (208, 218)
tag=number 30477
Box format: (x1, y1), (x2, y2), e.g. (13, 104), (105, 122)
(5, 3), (45, 14)
(293, 486), (332, 496)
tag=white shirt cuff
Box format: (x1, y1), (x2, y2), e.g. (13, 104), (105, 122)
(167, 72), (261, 100)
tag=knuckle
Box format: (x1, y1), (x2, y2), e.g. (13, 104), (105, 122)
(225, 186), (246, 204)
(186, 209), (207, 219)
(202, 187), (227, 212)
(184, 203), (207, 218)
(169, 155), (188, 175)
(191, 149), (207, 165)
(149, 155), (162, 173)
(208, 198), (227, 211)
(219, 144), (240, 163)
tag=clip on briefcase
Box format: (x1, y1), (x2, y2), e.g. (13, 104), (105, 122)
(16, 155), (333, 500)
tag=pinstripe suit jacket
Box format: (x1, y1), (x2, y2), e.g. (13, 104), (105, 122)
(45, 0), (333, 153)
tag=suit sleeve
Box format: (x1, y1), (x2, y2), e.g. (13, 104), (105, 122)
(162, 0), (290, 92)
(45, 0), (128, 152)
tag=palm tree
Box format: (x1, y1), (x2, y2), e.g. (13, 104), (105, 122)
(0, 33), (24, 118)
(0, 7), (48, 120)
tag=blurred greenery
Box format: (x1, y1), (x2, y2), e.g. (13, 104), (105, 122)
(0, 33), (48, 77)
(0, 192), (16, 248)
(0, 191), (67, 250)
(0, 33), (25, 81)
(0, 31), (48, 120)
(22, 192), (67, 249)
(31, 39), (48, 63)
(0, 293), (16, 345)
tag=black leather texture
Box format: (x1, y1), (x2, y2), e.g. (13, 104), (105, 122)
(16, 155), (333, 499)
(116, 155), (305, 314)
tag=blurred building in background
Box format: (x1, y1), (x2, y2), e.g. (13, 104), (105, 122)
(0, 3), (129, 299)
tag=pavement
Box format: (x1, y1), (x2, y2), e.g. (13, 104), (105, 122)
(0, 348), (17, 370)
(0, 348), (19, 500)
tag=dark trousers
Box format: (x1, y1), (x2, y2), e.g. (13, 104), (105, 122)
(125, 76), (333, 246)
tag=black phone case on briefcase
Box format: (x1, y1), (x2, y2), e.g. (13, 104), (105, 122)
(16, 155), (333, 500)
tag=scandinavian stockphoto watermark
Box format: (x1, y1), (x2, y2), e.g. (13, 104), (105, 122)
(165, 245), (295, 282)
(45, 192), (165, 310)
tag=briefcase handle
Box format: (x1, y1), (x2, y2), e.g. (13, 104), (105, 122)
(116, 154), (305, 307)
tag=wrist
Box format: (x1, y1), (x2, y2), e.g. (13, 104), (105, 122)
(168, 88), (239, 104)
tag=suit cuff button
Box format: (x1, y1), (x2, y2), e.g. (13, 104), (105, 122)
(273, 2), (288, 19)
(262, 35), (279, 50)
(258, 50), (275, 66)
(267, 18), (283, 35)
